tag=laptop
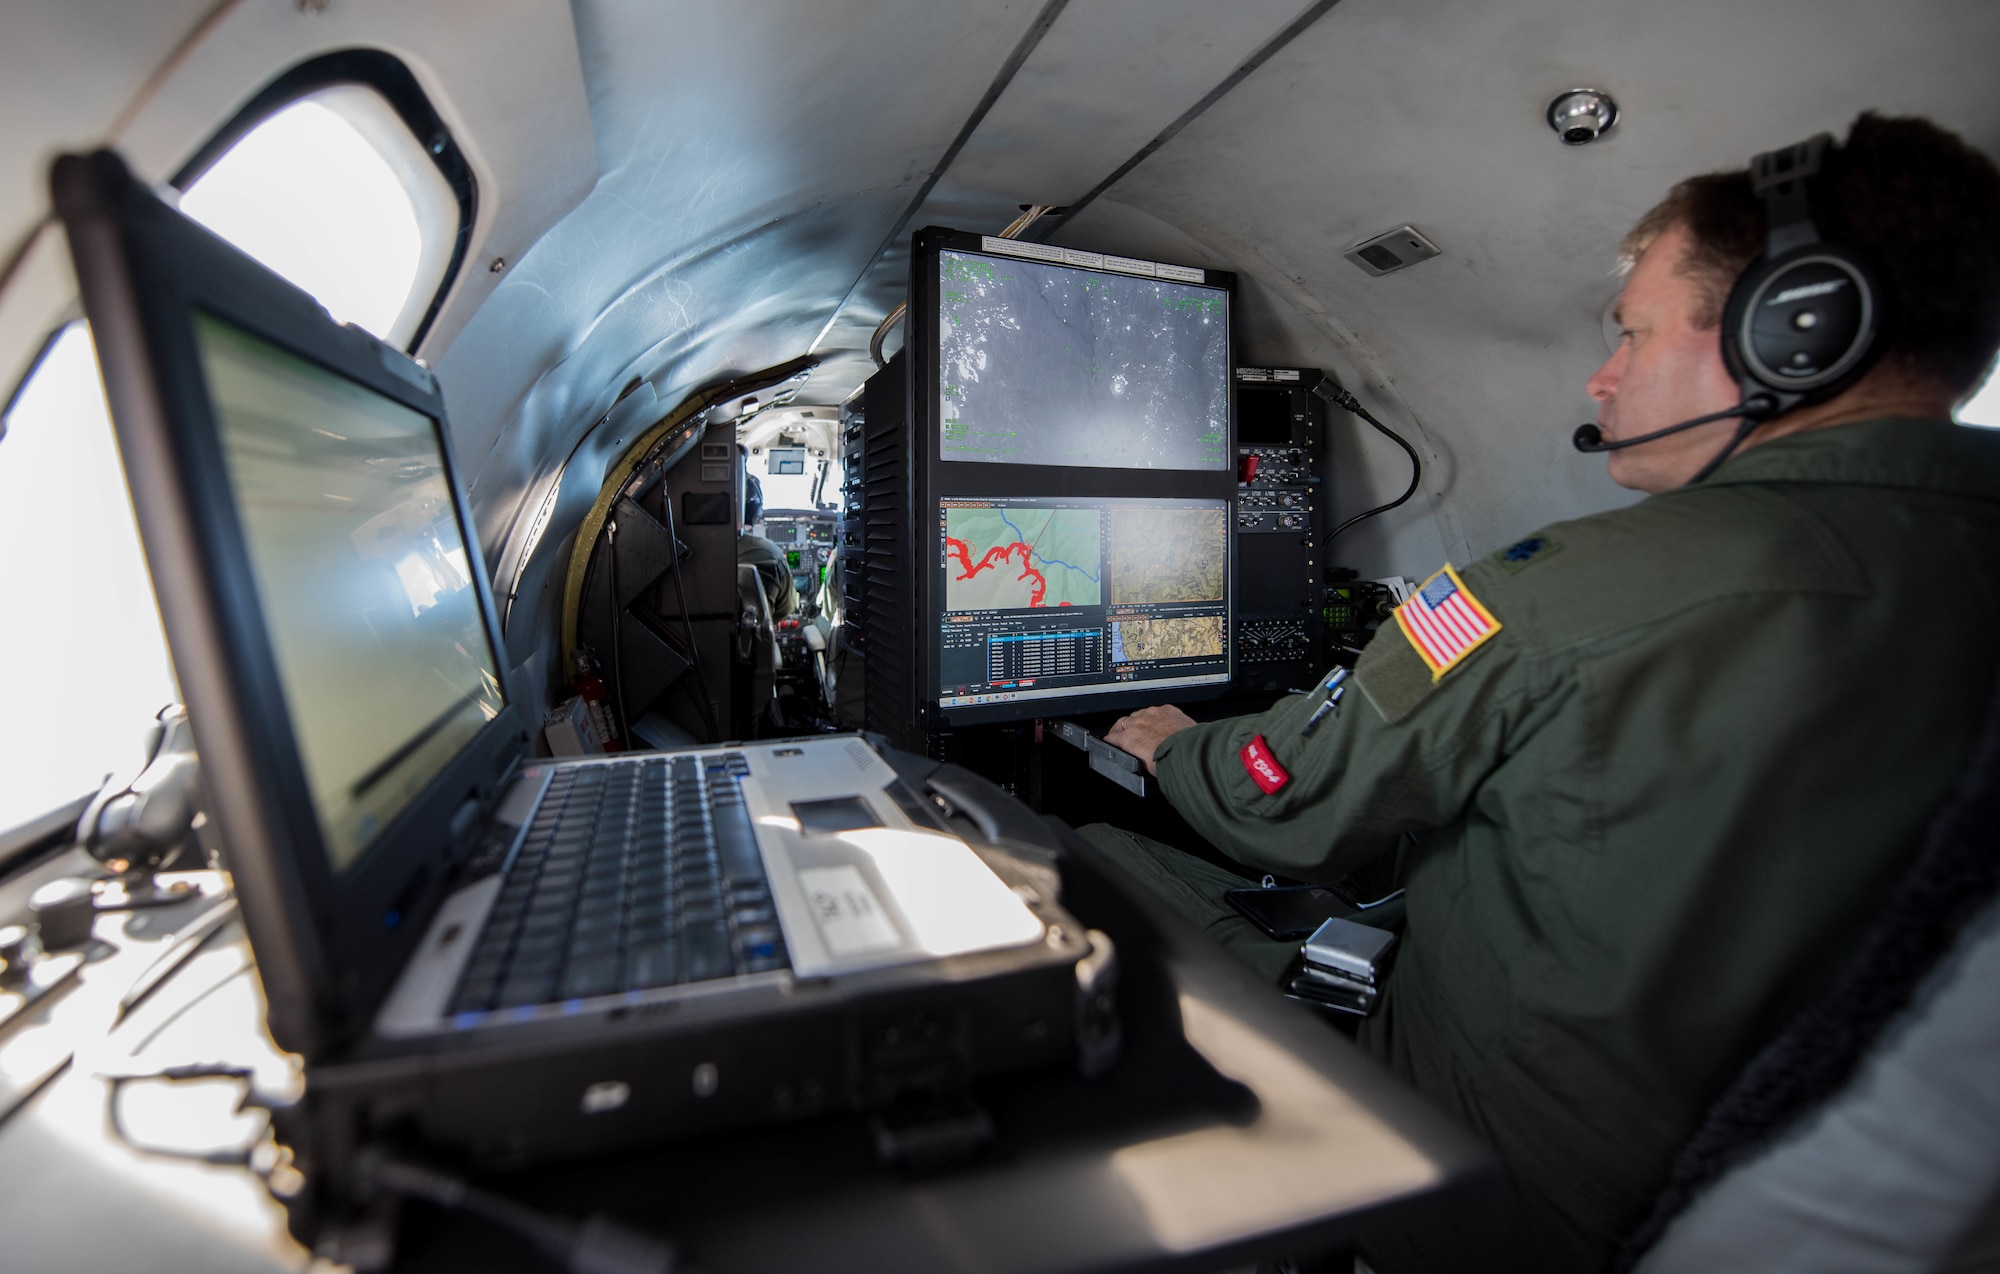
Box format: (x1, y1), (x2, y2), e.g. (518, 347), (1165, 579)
(53, 150), (1107, 1178)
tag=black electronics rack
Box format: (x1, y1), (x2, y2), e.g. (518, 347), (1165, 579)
(835, 389), (867, 655)
(1232, 366), (1327, 691)
(856, 351), (920, 748)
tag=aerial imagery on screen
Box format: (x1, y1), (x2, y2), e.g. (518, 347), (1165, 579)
(937, 250), (1229, 470)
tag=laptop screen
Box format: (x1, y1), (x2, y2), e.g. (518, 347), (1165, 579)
(196, 313), (504, 873)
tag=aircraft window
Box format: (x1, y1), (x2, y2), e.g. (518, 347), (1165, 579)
(0, 73), (464, 841)
(1960, 358), (1999, 427)
(180, 85), (459, 346)
(0, 326), (177, 835)
(756, 450), (843, 512)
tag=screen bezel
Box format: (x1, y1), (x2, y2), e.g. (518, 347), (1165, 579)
(56, 152), (528, 1057)
(911, 226), (1239, 727)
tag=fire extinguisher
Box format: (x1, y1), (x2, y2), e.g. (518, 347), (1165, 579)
(574, 649), (623, 752)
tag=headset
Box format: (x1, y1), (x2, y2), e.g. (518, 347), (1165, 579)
(1574, 133), (1883, 483)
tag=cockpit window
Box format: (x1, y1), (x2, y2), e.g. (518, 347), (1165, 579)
(754, 450), (843, 513)
(0, 65), (469, 840)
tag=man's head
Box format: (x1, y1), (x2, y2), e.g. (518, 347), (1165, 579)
(1587, 114), (2000, 492)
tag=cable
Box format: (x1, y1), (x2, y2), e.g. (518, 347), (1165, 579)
(1685, 414), (1763, 486)
(1311, 379), (1423, 548)
(867, 302), (906, 370)
(100, 1065), (676, 1274)
(104, 1064), (270, 1167)
(603, 517), (631, 748)
(867, 204), (1052, 368)
(367, 1156), (678, 1274)
(658, 487), (722, 742)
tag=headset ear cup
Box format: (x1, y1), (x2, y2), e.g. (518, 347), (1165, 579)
(1724, 245), (1880, 406)
(1719, 271), (1754, 386)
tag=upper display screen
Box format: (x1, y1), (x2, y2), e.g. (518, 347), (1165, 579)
(936, 248), (1230, 470)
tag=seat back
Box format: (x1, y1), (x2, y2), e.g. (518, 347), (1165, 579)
(1624, 680), (2000, 1272)
(735, 564), (779, 720)
(1635, 899), (2000, 1273)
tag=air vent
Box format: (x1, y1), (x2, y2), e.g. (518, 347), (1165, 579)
(1344, 225), (1441, 277)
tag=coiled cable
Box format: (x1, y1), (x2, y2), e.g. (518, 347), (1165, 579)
(1311, 378), (1423, 548)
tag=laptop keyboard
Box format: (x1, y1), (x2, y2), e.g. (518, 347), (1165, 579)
(449, 752), (790, 1016)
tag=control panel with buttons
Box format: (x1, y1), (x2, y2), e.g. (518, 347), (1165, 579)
(1236, 617), (1315, 666)
(1234, 367), (1329, 691)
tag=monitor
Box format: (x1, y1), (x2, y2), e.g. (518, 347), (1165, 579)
(892, 227), (1239, 731)
(935, 243), (1231, 470)
(936, 495), (1230, 711)
(196, 313), (505, 871)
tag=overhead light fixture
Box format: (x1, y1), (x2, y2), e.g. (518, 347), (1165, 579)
(1547, 89), (1619, 145)
(1344, 225), (1442, 277)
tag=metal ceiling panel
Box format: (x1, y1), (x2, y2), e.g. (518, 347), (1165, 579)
(440, 0), (1058, 562)
(1056, 0), (2000, 572)
(0, 0), (214, 260)
(814, 0), (1315, 378)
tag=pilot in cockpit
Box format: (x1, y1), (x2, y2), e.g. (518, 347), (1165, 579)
(1083, 112), (2000, 1272)
(736, 471), (800, 622)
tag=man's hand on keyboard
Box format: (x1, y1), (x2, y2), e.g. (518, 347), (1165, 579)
(1105, 704), (1198, 776)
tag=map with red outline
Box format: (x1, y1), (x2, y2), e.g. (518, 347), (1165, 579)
(943, 506), (1101, 610)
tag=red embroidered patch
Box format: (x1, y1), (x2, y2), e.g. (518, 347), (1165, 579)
(1240, 734), (1290, 795)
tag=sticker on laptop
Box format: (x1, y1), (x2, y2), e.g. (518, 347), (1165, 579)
(798, 865), (902, 957)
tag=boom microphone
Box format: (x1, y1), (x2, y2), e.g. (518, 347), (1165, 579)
(1571, 399), (1774, 453)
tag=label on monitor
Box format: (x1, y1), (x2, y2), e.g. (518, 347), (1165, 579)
(1102, 254), (1158, 277)
(980, 235), (1067, 263)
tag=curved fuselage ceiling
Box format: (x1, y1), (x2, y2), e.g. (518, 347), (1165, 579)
(4, 0), (1996, 672)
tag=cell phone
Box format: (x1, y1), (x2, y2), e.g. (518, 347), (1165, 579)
(1223, 885), (1357, 940)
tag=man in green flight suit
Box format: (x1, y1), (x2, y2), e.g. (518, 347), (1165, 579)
(738, 472), (801, 622)
(1085, 114), (2000, 1272)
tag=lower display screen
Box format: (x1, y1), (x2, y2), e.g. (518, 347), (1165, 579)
(936, 496), (1230, 710)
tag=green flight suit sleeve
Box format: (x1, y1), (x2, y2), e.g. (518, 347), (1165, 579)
(1152, 561), (1552, 880)
(737, 535), (800, 620)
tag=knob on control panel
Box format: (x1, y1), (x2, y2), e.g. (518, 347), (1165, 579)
(0, 923), (34, 988)
(29, 878), (97, 950)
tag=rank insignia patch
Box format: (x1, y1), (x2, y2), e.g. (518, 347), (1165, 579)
(1240, 735), (1290, 795)
(1497, 533), (1559, 572)
(1394, 564), (1502, 680)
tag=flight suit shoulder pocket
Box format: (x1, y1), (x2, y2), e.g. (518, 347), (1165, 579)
(1356, 631), (1435, 724)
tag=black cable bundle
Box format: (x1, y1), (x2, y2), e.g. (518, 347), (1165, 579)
(1309, 378), (1422, 547)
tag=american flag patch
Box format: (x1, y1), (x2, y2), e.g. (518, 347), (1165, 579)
(1394, 564), (1502, 680)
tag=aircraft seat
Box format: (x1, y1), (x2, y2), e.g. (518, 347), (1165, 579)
(735, 563), (780, 725)
(1629, 686), (2000, 1273)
